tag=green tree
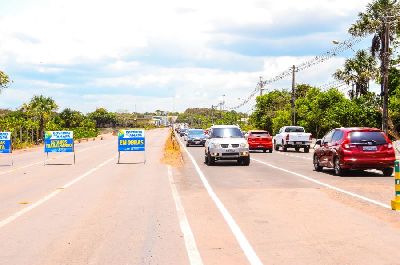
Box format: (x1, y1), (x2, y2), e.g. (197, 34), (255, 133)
(23, 95), (58, 141)
(88, 108), (117, 128)
(0, 70), (10, 92)
(333, 50), (379, 98)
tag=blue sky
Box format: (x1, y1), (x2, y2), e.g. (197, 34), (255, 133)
(0, 0), (375, 113)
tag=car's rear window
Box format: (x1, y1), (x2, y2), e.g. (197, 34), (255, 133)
(212, 128), (243, 138)
(251, 132), (270, 136)
(188, 130), (204, 135)
(349, 131), (387, 145)
(284, 127), (305, 133)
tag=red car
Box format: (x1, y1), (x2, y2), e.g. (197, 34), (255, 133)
(313, 127), (396, 176)
(246, 130), (273, 153)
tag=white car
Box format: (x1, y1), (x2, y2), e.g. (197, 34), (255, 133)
(204, 125), (250, 166)
(274, 126), (312, 153)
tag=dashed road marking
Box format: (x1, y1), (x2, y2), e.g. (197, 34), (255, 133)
(0, 157), (115, 229)
(167, 166), (203, 265)
(251, 158), (392, 210)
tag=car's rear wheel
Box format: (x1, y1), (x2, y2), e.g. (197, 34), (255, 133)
(334, 157), (344, 176)
(263, 149), (267, 153)
(282, 144), (287, 152)
(295, 147), (300, 152)
(274, 141), (279, 151)
(313, 155), (323, 172)
(186, 143), (189, 147)
(304, 147), (310, 153)
(269, 149), (273, 153)
(382, 168), (394, 176)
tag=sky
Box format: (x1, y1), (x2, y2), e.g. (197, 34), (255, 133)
(0, 0), (376, 113)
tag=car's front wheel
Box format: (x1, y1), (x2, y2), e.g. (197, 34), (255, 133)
(313, 155), (323, 172)
(239, 156), (250, 166)
(207, 153), (215, 166)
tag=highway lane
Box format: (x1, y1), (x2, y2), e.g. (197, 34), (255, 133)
(0, 129), (190, 265)
(175, 135), (400, 265)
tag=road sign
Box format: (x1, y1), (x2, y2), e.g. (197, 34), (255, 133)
(0, 132), (13, 166)
(117, 129), (146, 163)
(44, 131), (75, 164)
(0, 132), (11, 154)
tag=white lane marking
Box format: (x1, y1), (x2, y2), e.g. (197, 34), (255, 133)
(251, 158), (392, 209)
(177, 136), (264, 265)
(167, 166), (203, 265)
(0, 157), (115, 229)
(0, 142), (113, 176)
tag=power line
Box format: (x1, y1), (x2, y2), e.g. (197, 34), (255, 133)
(228, 36), (366, 110)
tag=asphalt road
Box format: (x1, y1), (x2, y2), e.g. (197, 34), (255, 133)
(0, 128), (399, 265)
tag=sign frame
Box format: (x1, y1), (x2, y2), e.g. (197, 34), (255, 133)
(44, 131), (75, 165)
(117, 129), (146, 164)
(0, 132), (13, 166)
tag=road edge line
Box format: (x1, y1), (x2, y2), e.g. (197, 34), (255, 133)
(0, 156), (115, 229)
(167, 166), (203, 265)
(251, 158), (392, 209)
(177, 136), (264, 265)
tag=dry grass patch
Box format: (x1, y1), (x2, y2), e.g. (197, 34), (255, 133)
(161, 130), (183, 167)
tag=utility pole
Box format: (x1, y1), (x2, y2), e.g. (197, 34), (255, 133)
(291, 65), (297, 126)
(259, 76), (265, 96)
(382, 17), (390, 135)
(211, 105), (215, 124)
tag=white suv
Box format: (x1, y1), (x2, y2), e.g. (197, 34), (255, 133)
(204, 125), (250, 166)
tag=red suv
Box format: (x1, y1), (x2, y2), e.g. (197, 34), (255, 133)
(313, 127), (396, 176)
(246, 130), (273, 153)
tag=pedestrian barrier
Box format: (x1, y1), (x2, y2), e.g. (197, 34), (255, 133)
(117, 129), (146, 164)
(0, 132), (13, 166)
(44, 131), (75, 165)
(391, 160), (400, 211)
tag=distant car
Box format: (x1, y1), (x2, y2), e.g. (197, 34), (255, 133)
(313, 127), (396, 176)
(185, 129), (207, 147)
(204, 125), (250, 166)
(246, 130), (273, 153)
(179, 128), (188, 137)
(274, 126), (312, 153)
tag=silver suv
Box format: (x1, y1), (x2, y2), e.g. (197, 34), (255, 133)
(204, 125), (250, 166)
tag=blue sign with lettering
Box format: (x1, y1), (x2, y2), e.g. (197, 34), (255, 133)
(118, 130), (145, 152)
(0, 132), (11, 154)
(44, 131), (74, 153)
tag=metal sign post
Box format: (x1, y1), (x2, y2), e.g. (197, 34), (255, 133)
(117, 129), (146, 164)
(44, 131), (75, 165)
(0, 132), (13, 166)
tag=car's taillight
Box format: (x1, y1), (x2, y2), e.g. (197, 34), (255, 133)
(286, 134), (289, 141)
(309, 134), (312, 140)
(341, 139), (352, 150)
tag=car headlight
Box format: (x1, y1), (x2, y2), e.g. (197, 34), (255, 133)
(240, 142), (249, 148)
(209, 143), (219, 148)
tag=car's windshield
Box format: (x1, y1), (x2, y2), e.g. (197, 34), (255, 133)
(212, 128), (243, 138)
(284, 127), (305, 133)
(188, 130), (204, 136)
(349, 131), (387, 145)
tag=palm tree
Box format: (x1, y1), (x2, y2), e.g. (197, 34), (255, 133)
(23, 95), (58, 141)
(349, 0), (400, 92)
(333, 50), (379, 99)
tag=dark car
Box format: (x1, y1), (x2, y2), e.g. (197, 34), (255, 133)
(246, 130), (273, 153)
(313, 127), (396, 176)
(179, 128), (188, 137)
(186, 129), (207, 147)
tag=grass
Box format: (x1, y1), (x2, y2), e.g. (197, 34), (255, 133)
(161, 129), (182, 167)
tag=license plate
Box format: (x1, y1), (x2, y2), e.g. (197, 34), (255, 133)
(226, 149), (235, 153)
(295, 142), (302, 145)
(195, 141), (200, 144)
(363, 146), (377, 151)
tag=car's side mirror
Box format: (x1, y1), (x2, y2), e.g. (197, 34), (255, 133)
(315, 139), (322, 146)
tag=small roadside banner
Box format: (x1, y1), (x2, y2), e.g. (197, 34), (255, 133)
(44, 131), (75, 164)
(0, 132), (12, 154)
(117, 129), (146, 163)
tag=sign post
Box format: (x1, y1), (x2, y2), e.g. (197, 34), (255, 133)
(44, 131), (75, 165)
(117, 129), (146, 164)
(0, 132), (13, 165)
(391, 161), (400, 211)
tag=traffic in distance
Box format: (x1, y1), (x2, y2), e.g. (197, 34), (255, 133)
(176, 123), (396, 176)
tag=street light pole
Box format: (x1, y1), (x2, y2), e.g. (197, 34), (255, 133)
(382, 17), (390, 135)
(291, 65), (297, 126)
(259, 76), (265, 96)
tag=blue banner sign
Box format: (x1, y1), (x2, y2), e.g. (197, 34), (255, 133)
(44, 131), (74, 153)
(118, 129), (145, 152)
(0, 132), (12, 154)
